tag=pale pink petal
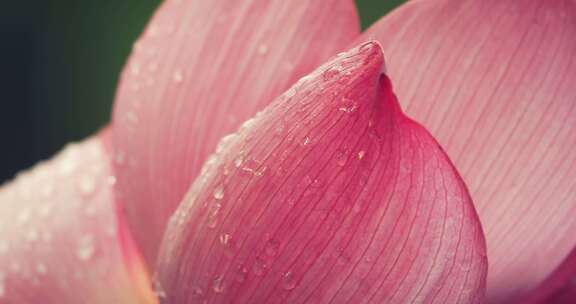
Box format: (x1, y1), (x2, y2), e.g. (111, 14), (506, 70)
(156, 42), (487, 304)
(0, 132), (157, 303)
(112, 0), (361, 266)
(361, 0), (576, 301)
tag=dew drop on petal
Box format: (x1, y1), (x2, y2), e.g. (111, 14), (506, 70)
(36, 263), (47, 275)
(152, 276), (167, 300)
(281, 271), (297, 291)
(257, 44), (268, 55)
(77, 176), (96, 196)
(76, 234), (95, 261)
(213, 185), (225, 200)
(192, 286), (204, 297)
(253, 257), (267, 276)
(207, 203), (221, 229)
(235, 265), (248, 283)
(219, 233), (231, 245)
(265, 239), (280, 257)
(358, 150), (366, 160)
(234, 156), (244, 168)
(212, 275), (225, 294)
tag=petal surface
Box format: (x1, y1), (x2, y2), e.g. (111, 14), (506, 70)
(0, 132), (156, 303)
(112, 0), (360, 265)
(524, 248), (576, 304)
(156, 42), (487, 304)
(361, 0), (576, 301)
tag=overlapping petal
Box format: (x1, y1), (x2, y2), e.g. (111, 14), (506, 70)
(362, 0), (576, 301)
(156, 42), (487, 303)
(112, 0), (361, 265)
(0, 132), (156, 303)
(524, 248), (576, 303)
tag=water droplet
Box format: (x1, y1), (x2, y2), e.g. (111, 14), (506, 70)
(240, 118), (256, 131)
(322, 66), (342, 81)
(212, 275), (225, 293)
(191, 286), (204, 297)
(265, 239), (280, 256)
(219, 233), (231, 245)
(235, 265), (248, 283)
(233, 154), (244, 168)
(130, 63), (141, 76)
(285, 87), (297, 98)
(281, 271), (297, 291)
(213, 185), (225, 200)
(77, 176), (96, 196)
(216, 134), (237, 154)
(339, 99), (358, 113)
(152, 276), (167, 300)
(207, 203), (222, 229)
(107, 176), (117, 186)
(336, 152), (347, 167)
(76, 234), (95, 261)
(257, 44), (268, 55)
(358, 151), (366, 160)
(126, 111), (138, 124)
(303, 136), (311, 146)
(36, 263), (47, 275)
(253, 257), (267, 276)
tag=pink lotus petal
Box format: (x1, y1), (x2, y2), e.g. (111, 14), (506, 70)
(112, 0), (361, 266)
(0, 132), (157, 303)
(156, 42), (487, 303)
(523, 248), (576, 304)
(361, 0), (576, 301)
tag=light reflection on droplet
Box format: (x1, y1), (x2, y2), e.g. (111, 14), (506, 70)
(76, 234), (95, 261)
(212, 275), (225, 294)
(213, 185), (225, 200)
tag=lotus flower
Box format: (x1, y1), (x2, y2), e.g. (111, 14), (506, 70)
(0, 0), (574, 303)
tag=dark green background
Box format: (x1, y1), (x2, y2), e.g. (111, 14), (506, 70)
(0, 0), (404, 182)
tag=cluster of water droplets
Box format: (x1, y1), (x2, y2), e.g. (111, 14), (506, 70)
(0, 139), (127, 299)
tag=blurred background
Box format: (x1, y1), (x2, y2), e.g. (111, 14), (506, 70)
(0, 0), (404, 183)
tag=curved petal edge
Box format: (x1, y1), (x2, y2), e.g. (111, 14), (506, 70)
(112, 0), (361, 266)
(156, 42), (488, 304)
(361, 0), (576, 301)
(0, 132), (157, 304)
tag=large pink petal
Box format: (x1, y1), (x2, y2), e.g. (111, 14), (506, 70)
(361, 0), (576, 302)
(156, 42), (487, 303)
(0, 132), (157, 303)
(112, 0), (361, 266)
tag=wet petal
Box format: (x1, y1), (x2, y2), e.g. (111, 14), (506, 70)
(362, 0), (576, 301)
(0, 132), (156, 303)
(112, 0), (361, 266)
(156, 42), (487, 303)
